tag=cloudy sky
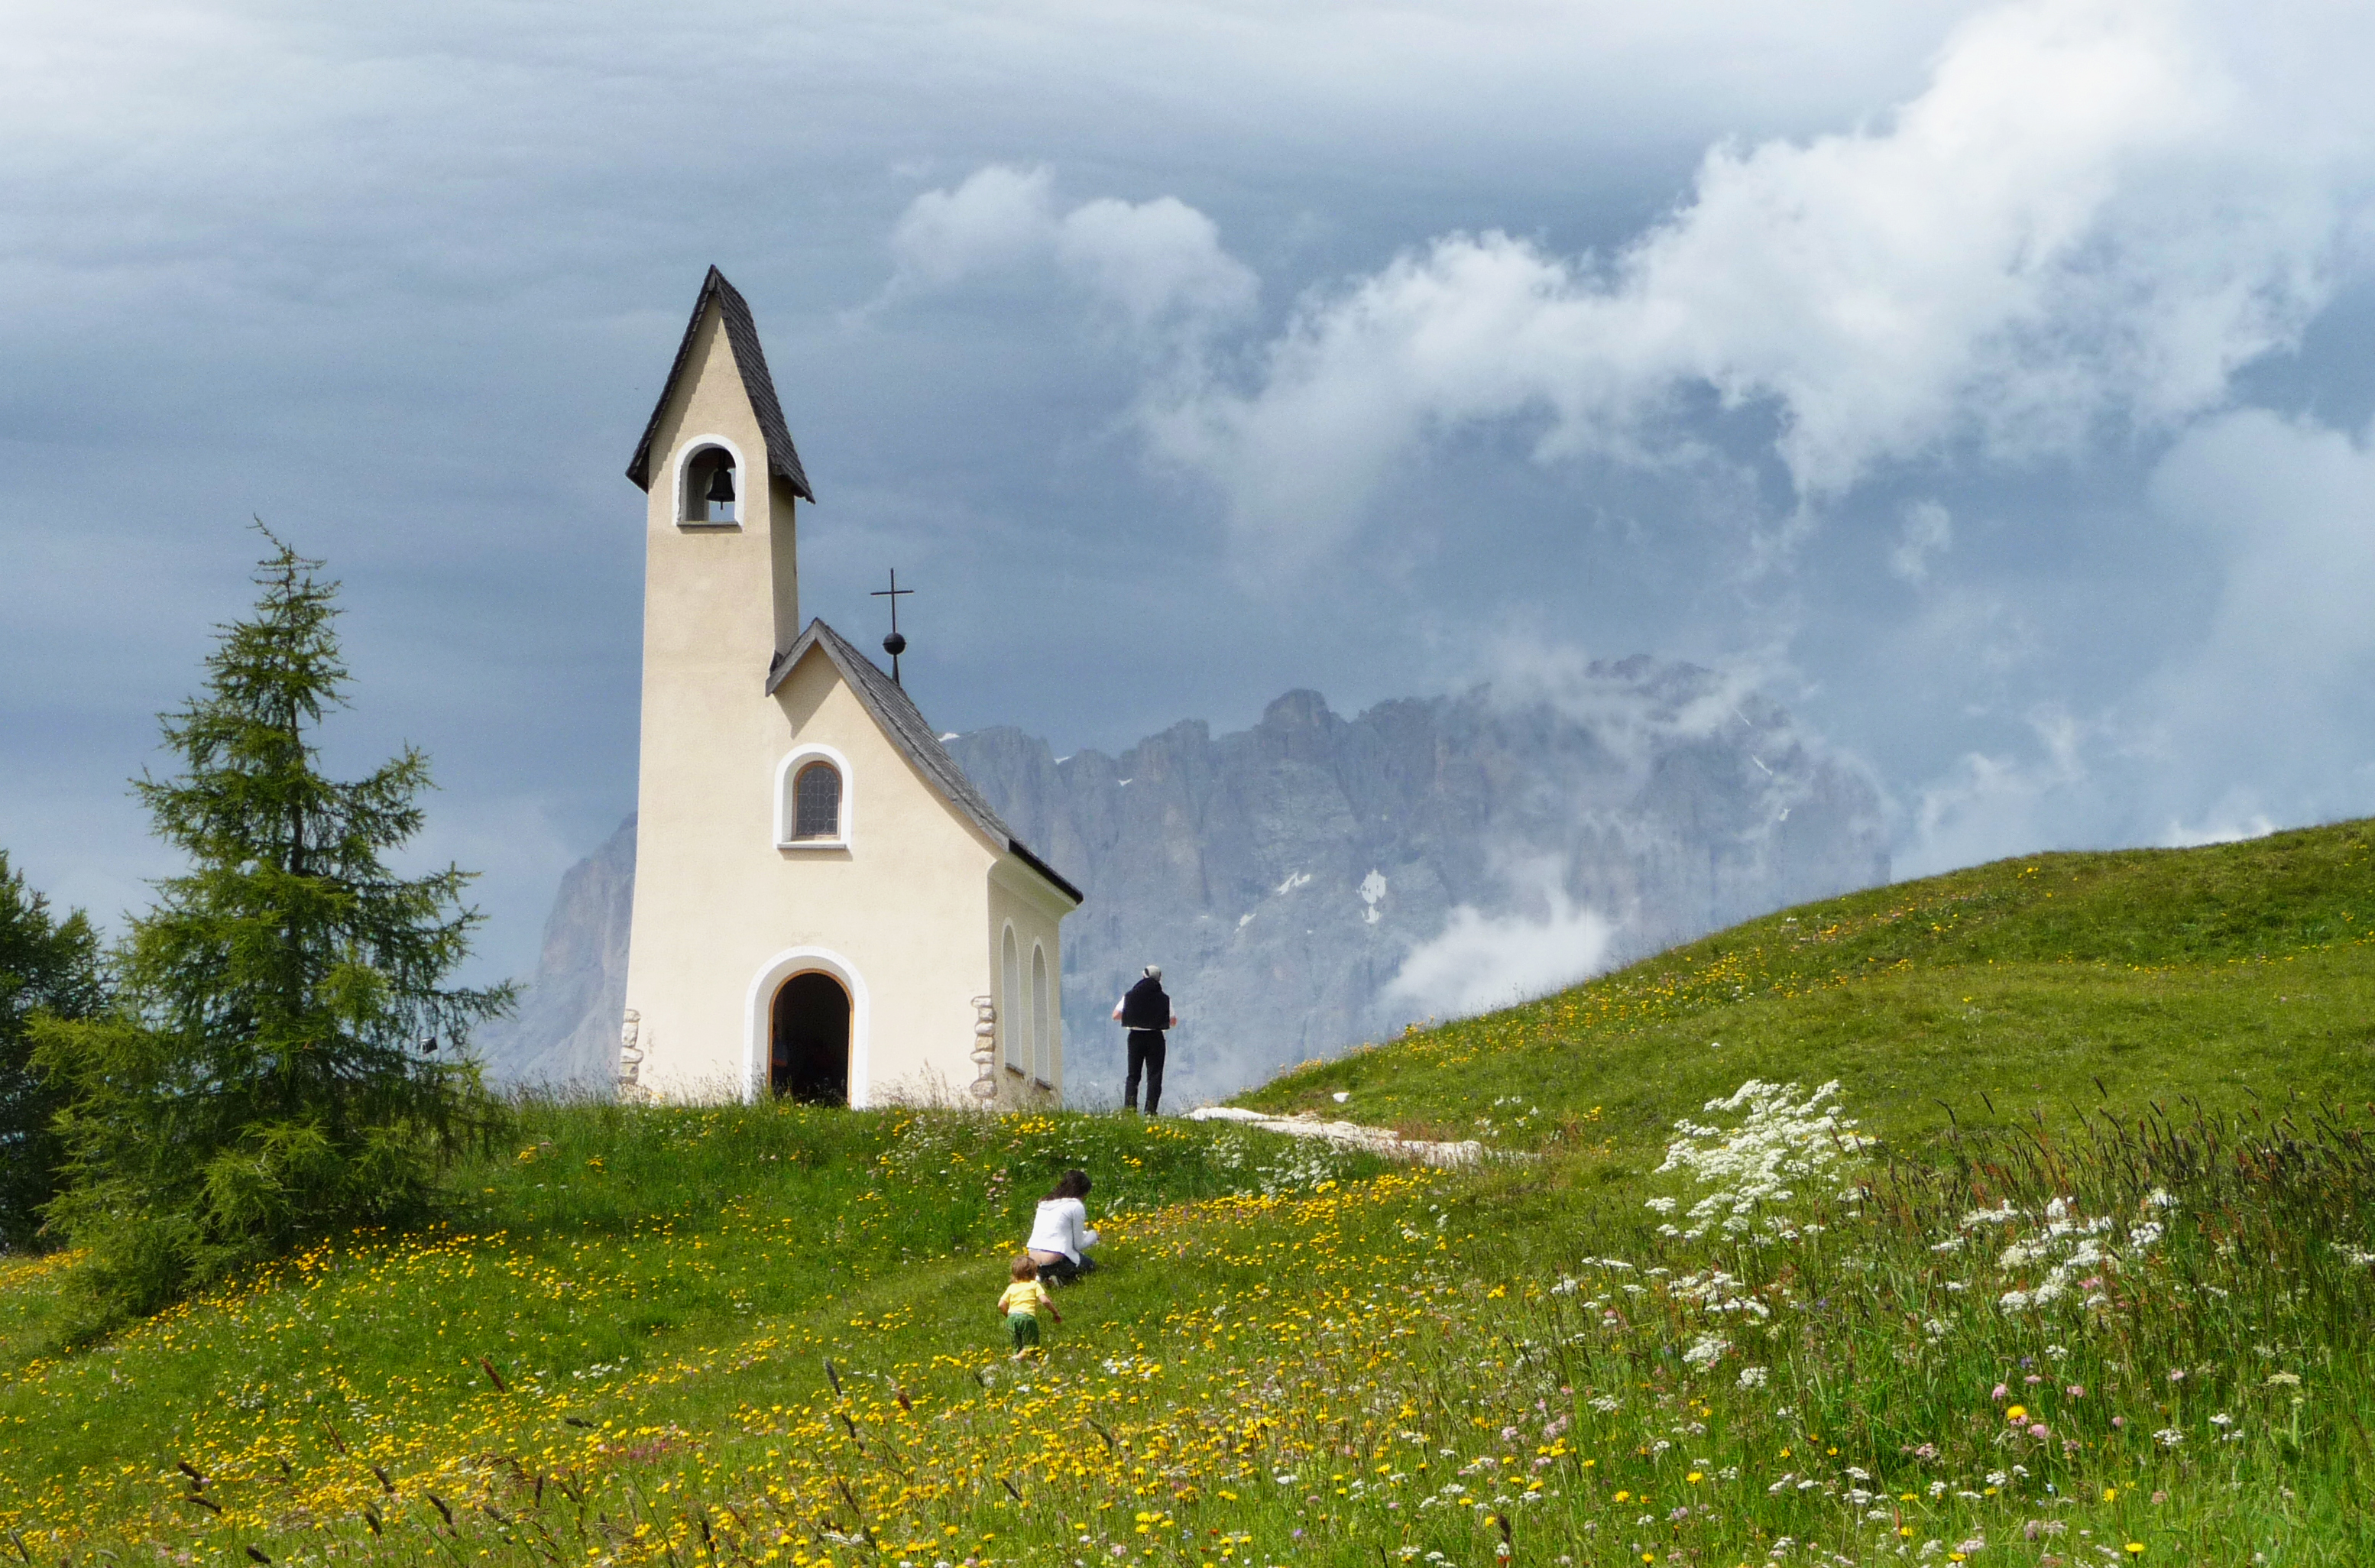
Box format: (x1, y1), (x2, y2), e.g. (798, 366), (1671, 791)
(5, 0), (2373, 987)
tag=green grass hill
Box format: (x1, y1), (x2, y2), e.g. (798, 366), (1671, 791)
(4, 821), (2372, 1567)
(1247, 821), (2375, 1164)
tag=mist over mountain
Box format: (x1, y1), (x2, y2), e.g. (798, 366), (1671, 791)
(476, 657), (1888, 1102)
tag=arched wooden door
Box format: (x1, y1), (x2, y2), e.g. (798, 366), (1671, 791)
(770, 971), (851, 1103)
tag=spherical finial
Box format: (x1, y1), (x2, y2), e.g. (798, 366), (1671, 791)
(883, 630), (908, 659)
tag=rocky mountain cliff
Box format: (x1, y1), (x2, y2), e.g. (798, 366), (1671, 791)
(477, 659), (1889, 1103)
(471, 815), (636, 1087)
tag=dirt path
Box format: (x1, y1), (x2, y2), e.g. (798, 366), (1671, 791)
(1184, 1104), (1492, 1167)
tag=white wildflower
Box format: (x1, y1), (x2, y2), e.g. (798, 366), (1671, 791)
(1654, 1080), (1874, 1236)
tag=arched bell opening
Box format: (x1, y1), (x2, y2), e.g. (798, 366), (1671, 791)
(770, 970), (851, 1104)
(682, 444), (738, 524)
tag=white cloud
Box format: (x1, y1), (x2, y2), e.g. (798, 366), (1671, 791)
(1897, 407), (2375, 874)
(2162, 809), (2276, 848)
(886, 164), (1059, 289)
(883, 164), (1255, 338)
(1055, 196), (1255, 333)
(1891, 500), (1953, 583)
(1903, 706), (2098, 876)
(1141, 0), (2351, 563)
(2138, 407), (2375, 815)
(1387, 859), (1619, 1019)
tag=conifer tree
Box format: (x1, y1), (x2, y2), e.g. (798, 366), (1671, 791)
(34, 535), (510, 1320)
(0, 853), (103, 1251)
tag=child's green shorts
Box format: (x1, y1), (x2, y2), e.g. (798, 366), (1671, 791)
(1007, 1310), (1042, 1350)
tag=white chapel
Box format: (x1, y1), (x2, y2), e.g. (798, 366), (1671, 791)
(615, 267), (1081, 1107)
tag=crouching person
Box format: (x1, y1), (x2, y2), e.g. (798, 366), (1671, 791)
(1027, 1168), (1100, 1285)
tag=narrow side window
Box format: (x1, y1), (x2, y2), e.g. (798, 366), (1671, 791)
(1002, 927), (1023, 1073)
(1031, 944), (1051, 1083)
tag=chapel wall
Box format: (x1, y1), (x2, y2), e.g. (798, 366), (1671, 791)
(987, 865), (1067, 1107)
(624, 643), (1002, 1103)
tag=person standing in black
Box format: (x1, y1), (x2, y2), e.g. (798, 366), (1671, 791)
(1112, 964), (1178, 1115)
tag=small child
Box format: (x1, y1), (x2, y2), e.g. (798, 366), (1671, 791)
(996, 1253), (1061, 1359)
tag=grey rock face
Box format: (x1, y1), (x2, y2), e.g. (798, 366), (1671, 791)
(478, 663), (1887, 1103)
(949, 662), (1887, 1106)
(472, 814), (636, 1090)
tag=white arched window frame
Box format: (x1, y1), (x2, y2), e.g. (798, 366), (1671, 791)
(773, 744), (853, 850)
(673, 433), (749, 528)
(1030, 941), (1052, 1085)
(1000, 923), (1025, 1075)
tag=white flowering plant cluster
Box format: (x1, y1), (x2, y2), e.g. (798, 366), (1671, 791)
(1543, 1080), (1891, 1401)
(1648, 1078), (1877, 1243)
(1936, 1188), (2178, 1314)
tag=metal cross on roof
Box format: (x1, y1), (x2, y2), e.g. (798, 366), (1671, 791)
(871, 568), (914, 685)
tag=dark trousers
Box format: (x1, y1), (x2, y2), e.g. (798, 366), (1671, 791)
(1037, 1253), (1097, 1286)
(1124, 1029), (1167, 1114)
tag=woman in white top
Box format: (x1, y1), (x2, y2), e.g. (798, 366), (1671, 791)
(1027, 1168), (1100, 1285)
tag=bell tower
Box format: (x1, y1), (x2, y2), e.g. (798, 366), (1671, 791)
(624, 266), (813, 662)
(621, 269), (815, 1096)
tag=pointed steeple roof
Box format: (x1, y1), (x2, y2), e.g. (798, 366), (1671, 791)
(625, 266), (815, 501)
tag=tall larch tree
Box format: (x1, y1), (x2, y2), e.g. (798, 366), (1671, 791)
(34, 535), (511, 1323)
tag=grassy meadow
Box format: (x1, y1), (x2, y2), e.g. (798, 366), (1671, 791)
(2, 823), (2373, 1567)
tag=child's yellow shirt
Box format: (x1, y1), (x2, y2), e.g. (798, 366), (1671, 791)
(998, 1280), (1051, 1317)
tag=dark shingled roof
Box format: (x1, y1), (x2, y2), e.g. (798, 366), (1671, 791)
(626, 266), (815, 502)
(766, 620), (1084, 907)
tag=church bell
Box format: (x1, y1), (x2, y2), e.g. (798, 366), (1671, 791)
(705, 462), (736, 507)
